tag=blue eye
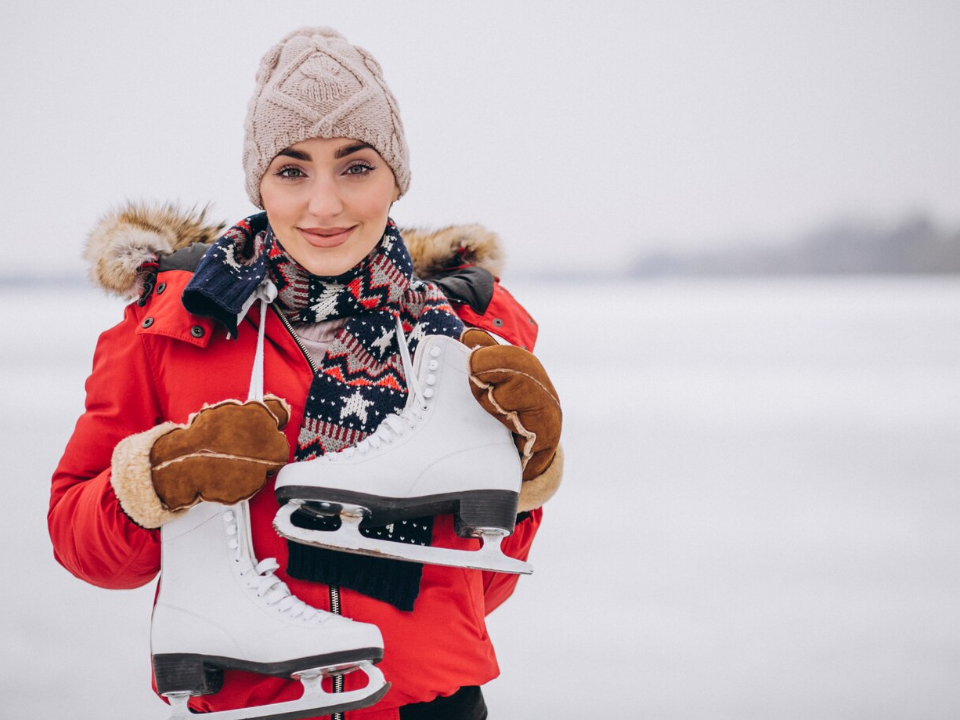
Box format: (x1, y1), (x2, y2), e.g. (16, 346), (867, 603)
(344, 162), (375, 176)
(275, 166), (306, 178)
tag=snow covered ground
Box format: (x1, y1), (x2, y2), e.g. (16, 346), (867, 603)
(3, 277), (958, 719)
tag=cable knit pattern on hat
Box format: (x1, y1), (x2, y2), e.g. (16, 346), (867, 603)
(243, 27), (410, 207)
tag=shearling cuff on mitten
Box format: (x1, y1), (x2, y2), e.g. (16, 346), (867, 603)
(517, 444), (564, 513)
(110, 422), (184, 529)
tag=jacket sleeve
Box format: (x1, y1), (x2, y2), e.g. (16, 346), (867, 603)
(48, 303), (163, 589)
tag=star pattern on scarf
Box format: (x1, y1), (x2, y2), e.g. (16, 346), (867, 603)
(372, 326), (395, 356)
(408, 322), (427, 344)
(340, 389), (375, 425)
(309, 286), (341, 320)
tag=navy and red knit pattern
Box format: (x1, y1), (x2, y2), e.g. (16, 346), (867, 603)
(186, 214), (463, 454)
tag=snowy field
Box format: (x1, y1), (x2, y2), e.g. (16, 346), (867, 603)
(2, 277), (958, 719)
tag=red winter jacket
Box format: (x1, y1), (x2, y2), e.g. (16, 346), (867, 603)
(49, 213), (552, 719)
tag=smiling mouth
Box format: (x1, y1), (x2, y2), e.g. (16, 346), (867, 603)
(297, 226), (357, 248)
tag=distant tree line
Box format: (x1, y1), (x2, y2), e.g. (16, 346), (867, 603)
(631, 214), (960, 276)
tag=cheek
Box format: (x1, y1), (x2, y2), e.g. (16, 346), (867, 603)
(353, 182), (396, 222)
(260, 178), (302, 225)
(260, 184), (280, 218)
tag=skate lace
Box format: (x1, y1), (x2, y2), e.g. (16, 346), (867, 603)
(240, 557), (323, 620)
(224, 508), (324, 622)
(336, 407), (423, 459)
(331, 317), (434, 461)
(246, 279), (278, 403)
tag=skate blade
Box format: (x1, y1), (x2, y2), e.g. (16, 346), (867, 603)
(274, 502), (533, 575)
(165, 660), (388, 720)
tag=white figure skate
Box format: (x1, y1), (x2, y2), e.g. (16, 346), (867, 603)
(151, 285), (388, 720)
(152, 500), (389, 720)
(273, 321), (531, 575)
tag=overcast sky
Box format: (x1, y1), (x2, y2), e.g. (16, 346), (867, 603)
(3, 0), (959, 277)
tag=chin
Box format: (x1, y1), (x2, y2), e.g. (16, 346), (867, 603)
(301, 253), (363, 277)
(279, 230), (382, 277)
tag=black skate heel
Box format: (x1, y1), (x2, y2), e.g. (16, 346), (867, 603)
(153, 653), (224, 697)
(454, 491), (520, 538)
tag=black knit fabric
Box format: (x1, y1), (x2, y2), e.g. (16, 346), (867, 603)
(285, 508), (431, 612)
(399, 686), (487, 720)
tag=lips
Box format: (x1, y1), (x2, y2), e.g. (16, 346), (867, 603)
(297, 226), (357, 249)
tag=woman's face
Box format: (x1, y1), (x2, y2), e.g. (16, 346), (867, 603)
(259, 137), (400, 276)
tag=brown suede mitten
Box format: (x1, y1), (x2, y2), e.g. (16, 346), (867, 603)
(149, 396), (291, 512)
(462, 329), (562, 482)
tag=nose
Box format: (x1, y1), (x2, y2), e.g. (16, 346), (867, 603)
(306, 177), (344, 219)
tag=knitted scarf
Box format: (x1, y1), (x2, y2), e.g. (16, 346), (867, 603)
(184, 213), (464, 610)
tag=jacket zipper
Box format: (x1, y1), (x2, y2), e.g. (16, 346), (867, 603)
(272, 307), (347, 716)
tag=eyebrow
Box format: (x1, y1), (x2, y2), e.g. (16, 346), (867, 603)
(277, 148), (311, 161)
(276, 142), (374, 162)
(334, 142), (374, 159)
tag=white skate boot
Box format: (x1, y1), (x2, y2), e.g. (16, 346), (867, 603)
(152, 500), (389, 720)
(273, 321), (531, 575)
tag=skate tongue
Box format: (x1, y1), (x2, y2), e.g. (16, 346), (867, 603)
(254, 557), (280, 575)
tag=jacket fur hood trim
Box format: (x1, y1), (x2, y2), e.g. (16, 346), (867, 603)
(400, 225), (504, 281)
(86, 203), (505, 298)
(86, 203), (225, 299)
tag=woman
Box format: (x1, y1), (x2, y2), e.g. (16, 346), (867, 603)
(49, 27), (562, 720)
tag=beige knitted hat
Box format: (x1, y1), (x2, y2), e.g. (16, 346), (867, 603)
(243, 27), (410, 208)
